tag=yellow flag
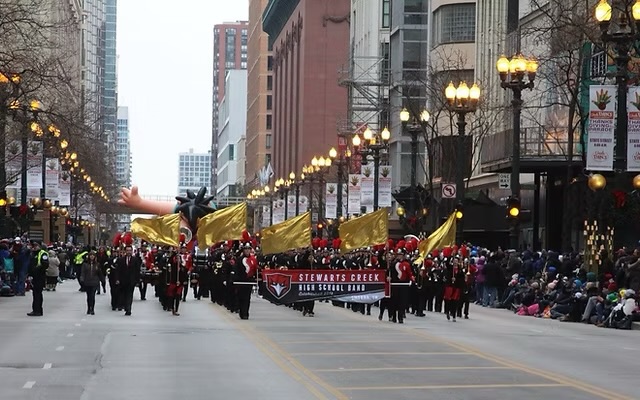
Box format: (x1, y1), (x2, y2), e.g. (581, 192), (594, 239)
(131, 213), (181, 247)
(196, 202), (247, 250)
(261, 212), (311, 255)
(339, 208), (388, 253)
(414, 212), (457, 264)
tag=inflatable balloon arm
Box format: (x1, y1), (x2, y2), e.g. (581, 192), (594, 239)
(118, 186), (176, 215)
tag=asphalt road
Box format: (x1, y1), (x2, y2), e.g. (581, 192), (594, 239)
(0, 282), (636, 400)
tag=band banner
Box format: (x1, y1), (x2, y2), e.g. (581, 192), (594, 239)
(261, 269), (385, 304)
(586, 85), (616, 171)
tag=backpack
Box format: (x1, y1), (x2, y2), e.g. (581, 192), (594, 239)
(2, 257), (14, 274)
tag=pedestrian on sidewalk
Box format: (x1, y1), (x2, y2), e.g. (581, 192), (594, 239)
(45, 249), (60, 291)
(27, 241), (48, 316)
(80, 251), (104, 315)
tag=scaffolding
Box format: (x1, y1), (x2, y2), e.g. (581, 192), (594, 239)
(338, 54), (389, 137)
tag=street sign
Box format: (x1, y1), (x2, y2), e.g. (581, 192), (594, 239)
(498, 174), (511, 189)
(442, 183), (457, 199)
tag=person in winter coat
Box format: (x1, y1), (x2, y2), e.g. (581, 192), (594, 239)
(45, 250), (60, 291)
(80, 251), (104, 315)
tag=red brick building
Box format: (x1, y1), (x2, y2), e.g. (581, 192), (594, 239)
(262, 0), (350, 179)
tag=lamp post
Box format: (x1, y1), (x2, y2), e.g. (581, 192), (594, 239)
(264, 185), (273, 225)
(400, 107), (430, 218)
(445, 81), (481, 245)
(290, 171), (304, 216)
(328, 146), (351, 219)
(353, 127), (390, 211)
(496, 53), (538, 250)
(593, 1), (640, 233)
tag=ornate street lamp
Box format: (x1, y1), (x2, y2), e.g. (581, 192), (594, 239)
(353, 127), (390, 210)
(445, 81), (480, 244)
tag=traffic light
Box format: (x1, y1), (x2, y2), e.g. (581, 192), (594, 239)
(506, 196), (521, 218)
(455, 202), (464, 219)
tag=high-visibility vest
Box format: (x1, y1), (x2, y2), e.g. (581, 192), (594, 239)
(74, 251), (87, 265)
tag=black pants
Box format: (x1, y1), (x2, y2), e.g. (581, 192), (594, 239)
(109, 282), (119, 309)
(182, 284), (188, 301)
(120, 285), (134, 313)
(379, 298), (392, 319)
(31, 284), (43, 314)
(173, 296), (181, 313)
(457, 291), (470, 317)
(138, 281), (147, 300)
(391, 285), (409, 322)
(303, 300), (315, 314)
(86, 285), (97, 311)
(236, 284), (252, 319)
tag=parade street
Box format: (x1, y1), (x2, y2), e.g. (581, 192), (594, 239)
(0, 283), (636, 400)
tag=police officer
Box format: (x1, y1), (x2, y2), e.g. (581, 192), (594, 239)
(27, 241), (49, 317)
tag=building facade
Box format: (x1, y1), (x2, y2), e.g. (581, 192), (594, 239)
(262, 0), (350, 179)
(82, 0), (106, 131)
(211, 21), (248, 193)
(115, 107), (131, 187)
(178, 149), (212, 197)
(102, 0), (118, 168)
(245, 0), (273, 189)
(217, 70), (248, 197)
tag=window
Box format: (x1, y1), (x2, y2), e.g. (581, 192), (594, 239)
(266, 95), (272, 110)
(267, 75), (273, 90)
(229, 144), (235, 161)
(265, 153), (271, 165)
(432, 4), (476, 46)
(382, 0), (390, 28)
(266, 114), (272, 130)
(266, 134), (272, 149)
(267, 56), (273, 71)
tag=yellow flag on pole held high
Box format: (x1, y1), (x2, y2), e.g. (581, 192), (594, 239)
(131, 213), (181, 247)
(261, 211), (312, 255)
(414, 212), (457, 264)
(196, 202), (247, 250)
(339, 208), (388, 253)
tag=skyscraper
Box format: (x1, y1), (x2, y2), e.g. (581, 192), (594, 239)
(245, 0), (273, 189)
(82, 0), (106, 131)
(178, 150), (212, 196)
(116, 107), (131, 188)
(103, 0), (118, 168)
(211, 21), (248, 193)
(115, 106), (131, 230)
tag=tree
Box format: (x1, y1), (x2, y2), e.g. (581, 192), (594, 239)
(398, 46), (502, 229)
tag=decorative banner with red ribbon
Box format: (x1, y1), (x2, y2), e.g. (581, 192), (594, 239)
(261, 269), (386, 304)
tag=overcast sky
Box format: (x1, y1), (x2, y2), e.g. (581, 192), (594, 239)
(117, 0), (248, 198)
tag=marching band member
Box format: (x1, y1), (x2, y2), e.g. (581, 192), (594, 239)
(233, 243), (258, 320)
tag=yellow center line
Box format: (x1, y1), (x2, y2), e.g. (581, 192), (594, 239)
(335, 306), (633, 400)
(210, 304), (349, 400)
(290, 351), (469, 356)
(338, 383), (569, 391)
(313, 366), (512, 372)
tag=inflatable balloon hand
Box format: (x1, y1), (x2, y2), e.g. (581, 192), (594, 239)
(118, 185), (176, 216)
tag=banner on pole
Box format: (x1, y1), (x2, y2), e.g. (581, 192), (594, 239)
(325, 183), (337, 219)
(45, 158), (60, 202)
(348, 174), (361, 215)
(627, 86), (640, 171)
(58, 171), (71, 206)
(378, 165), (392, 208)
(586, 85), (616, 171)
(26, 141), (43, 189)
(360, 165), (374, 212)
(5, 141), (22, 189)
(261, 269), (385, 304)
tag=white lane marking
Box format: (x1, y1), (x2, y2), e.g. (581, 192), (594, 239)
(23, 381), (36, 389)
(55, 346), (65, 351)
(81, 318), (87, 322)
(43, 363), (52, 369)
(75, 323), (81, 327)
(623, 347), (638, 351)
(67, 333), (74, 337)
(530, 329), (543, 333)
